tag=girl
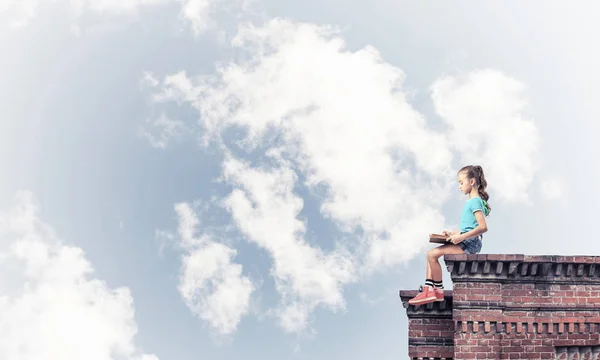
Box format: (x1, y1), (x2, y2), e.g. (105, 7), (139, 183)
(408, 165), (491, 306)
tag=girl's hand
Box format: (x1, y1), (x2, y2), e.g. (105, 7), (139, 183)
(442, 230), (453, 236)
(447, 234), (464, 244)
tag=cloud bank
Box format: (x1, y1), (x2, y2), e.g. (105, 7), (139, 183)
(0, 0), (226, 33)
(431, 69), (539, 203)
(171, 202), (255, 336)
(0, 191), (158, 360)
(146, 18), (542, 336)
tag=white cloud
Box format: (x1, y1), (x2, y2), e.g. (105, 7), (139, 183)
(1, 0), (230, 33)
(180, 0), (220, 35)
(179, 0), (256, 36)
(0, 0), (49, 29)
(221, 155), (356, 333)
(171, 202), (255, 336)
(150, 19), (452, 272)
(0, 191), (158, 360)
(138, 113), (188, 149)
(540, 177), (563, 199)
(72, 0), (171, 15)
(146, 18), (542, 334)
(0, 0), (172, 29)
(431, 69), (540, 203)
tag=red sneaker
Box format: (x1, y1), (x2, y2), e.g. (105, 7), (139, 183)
(434, 288), (444, 302)
(408, 285), (437, 305)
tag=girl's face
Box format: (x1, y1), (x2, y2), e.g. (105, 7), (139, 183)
(457, 171), (475, 195)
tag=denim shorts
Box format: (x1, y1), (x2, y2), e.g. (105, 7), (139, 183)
(459, 235), (483, 254)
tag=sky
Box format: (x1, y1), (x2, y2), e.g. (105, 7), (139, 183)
(1, 1), (600, 359)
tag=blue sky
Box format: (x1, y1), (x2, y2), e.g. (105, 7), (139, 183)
(1, 1), (600, 359)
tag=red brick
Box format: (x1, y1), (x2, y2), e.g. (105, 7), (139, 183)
(402, 254), (600, 359)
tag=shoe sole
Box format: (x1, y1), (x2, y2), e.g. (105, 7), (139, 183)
(408, 296), (436, 305)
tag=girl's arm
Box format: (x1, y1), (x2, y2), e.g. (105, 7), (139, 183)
(459, 211), (488, 240)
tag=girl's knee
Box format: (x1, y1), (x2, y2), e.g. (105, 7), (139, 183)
(427, 248), (441, 260)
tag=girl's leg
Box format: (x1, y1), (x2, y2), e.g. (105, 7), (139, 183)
(409, 244), (467, 305)
(425, 259), (432, 280)
(428, 244), (465, 281)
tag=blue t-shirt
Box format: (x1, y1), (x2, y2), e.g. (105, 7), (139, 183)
(459, 196), (488, 233)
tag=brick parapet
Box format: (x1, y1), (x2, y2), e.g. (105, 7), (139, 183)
(400, 290), (455, 359)
(444, 254), (600, 285)
(445, 254), (600, 359)
(400, 290), (454, 318)
(399, 254), (600, 359)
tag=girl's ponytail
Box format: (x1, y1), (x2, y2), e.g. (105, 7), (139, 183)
(474, 165), (491, 215)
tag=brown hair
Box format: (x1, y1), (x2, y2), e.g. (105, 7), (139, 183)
(459, 165), (491, 214)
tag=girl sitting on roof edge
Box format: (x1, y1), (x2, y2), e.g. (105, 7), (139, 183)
(408, 165), (491, 306)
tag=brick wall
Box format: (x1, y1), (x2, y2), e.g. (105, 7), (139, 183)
(400, 254), (600, 359)
(399, 290), (455, 359)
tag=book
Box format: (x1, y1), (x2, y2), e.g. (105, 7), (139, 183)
(429, 233), (449, 244)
